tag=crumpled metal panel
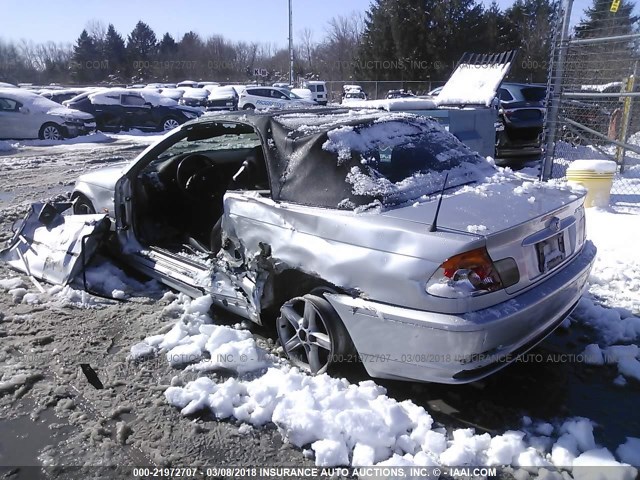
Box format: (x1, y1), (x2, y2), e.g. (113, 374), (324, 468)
(0, 203), (109, 285)
(220, 192), (486, 314)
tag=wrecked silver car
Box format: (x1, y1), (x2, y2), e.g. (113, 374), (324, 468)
(67, 109), (595, 383)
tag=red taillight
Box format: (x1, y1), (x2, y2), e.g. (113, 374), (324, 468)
(426, 247), (504, 298)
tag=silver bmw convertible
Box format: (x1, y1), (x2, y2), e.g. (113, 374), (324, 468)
(70, 108), (596, 383)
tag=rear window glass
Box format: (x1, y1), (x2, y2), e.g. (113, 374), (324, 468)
(121, 95), (146, 106)
(320, 120), (493, 209)
(520, 87), (546, 102)
(317, 85), (325, 92)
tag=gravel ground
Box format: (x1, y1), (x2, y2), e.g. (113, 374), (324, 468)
(0, 137), (638, 479)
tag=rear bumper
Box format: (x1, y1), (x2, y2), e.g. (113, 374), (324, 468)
(326, 241), (596, 384)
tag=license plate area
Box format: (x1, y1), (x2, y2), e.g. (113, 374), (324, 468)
(536, 232), (566, 273)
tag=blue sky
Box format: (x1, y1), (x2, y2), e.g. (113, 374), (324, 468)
(3, 0), (594, 46)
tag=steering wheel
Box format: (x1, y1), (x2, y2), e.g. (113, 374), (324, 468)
(176, 154), (215, 199)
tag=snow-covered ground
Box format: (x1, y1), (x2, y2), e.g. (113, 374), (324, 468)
(0, 135), (639, 475)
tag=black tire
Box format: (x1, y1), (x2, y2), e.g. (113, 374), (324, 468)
(39, 123), (63, 141)
(276, 292), (355, 375)
(242, 104), (255, 110)
(72, 193), (96, 215)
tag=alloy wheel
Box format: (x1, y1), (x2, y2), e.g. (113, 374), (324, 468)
(277, 295), (335, 374)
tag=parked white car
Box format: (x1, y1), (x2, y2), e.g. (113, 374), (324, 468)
(0, 88), (96, 140)
(341, 90), (367, 105)
(238, 86), (314, 110)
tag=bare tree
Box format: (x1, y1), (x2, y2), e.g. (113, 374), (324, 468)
(86, 19), (108, 44)
(298, 28), (316, 72)
(317, 11), (364, 79)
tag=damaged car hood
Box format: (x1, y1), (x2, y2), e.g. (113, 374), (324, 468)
(380, 176), (585, 235)
(77, 165), (126, 191)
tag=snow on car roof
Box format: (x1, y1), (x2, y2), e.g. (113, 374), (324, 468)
(207, 85), (236, 100)
(180, 87), (209, 99)
(0, 88), (64, 111)
(39, 87), (97, 96)
(273, 110), (389, 135)
(88, 88), (178, 106)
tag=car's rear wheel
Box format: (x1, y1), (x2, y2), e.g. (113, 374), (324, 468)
(242, 104), (255, 110)
(72, 193), (96, 215)
(39, 123), (63, 140)
(161, 117), (180, 131)
(277, 292), (354, 375)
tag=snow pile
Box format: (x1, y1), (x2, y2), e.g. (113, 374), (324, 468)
(144, 294), (637, 471)
(0, 259), (162, 308)
(129, 294), (270, 374)
(11, 132), (112, 148)
(568, 206), (640, 384)
(0, 140), (16, 152)
(584, 207), (640, 313)
(616, 438), (640, 466)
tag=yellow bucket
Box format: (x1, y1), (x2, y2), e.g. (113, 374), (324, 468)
(566, 160), (617, 208)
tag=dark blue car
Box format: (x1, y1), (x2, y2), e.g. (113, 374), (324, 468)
(64, 88), (202, 132)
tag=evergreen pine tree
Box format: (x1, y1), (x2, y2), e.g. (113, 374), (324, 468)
(103, 24), (126, 81)
(126, 21), (158, 81)
(569, 0), (638, 85)
(158, 33), (178, 57)
(71, 29), (99, 83)
(503, 0), (556, 82)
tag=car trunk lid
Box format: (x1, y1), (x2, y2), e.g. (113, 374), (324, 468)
(380, 177), (587, 294)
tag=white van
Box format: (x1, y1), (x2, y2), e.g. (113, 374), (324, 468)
(301, 81), (328, 105)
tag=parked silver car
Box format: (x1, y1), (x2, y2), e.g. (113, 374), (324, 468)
(0, 88), (96, 140)
(70, 109), (595, 383)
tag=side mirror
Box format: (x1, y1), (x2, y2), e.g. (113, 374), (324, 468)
(19, 106), (30, 114)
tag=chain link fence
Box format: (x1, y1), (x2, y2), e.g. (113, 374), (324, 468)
(543, 0), (640, 202)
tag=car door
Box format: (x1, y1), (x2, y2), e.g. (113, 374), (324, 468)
(0, 97), (20, 139)
(92, 94), (124, 131)
(120, 93), (153, 130)
(268, 89), (289, 108)
(251, 88), (276, 109)
(0, 97), (38, 139)
(112, 121), (268, 319)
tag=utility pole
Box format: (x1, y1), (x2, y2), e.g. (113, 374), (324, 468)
(289, 0), (294, 86)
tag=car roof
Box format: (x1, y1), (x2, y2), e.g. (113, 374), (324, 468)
(179, 107), (445, 208)
(181, 107), (423, 140)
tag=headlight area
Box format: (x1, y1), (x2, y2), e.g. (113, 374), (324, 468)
(182, 111), (200, 119)
(425, 247), (520, 298)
